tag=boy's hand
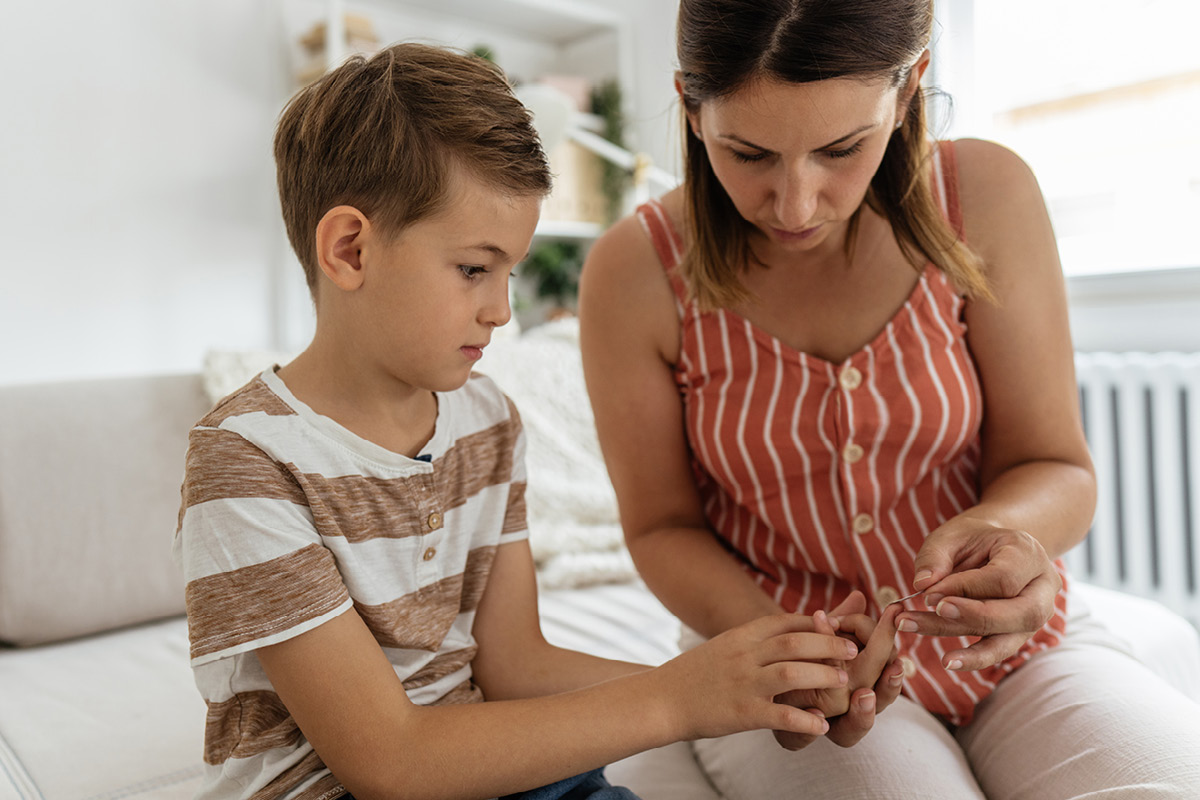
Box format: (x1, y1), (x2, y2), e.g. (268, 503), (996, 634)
(658, 612), (859, 742)
(772, 598), (903, 750)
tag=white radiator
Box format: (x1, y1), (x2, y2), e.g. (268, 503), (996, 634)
(1070, 352), (1200, 627)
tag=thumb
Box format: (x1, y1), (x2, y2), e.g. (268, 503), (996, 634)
(911, 534), (958, 591)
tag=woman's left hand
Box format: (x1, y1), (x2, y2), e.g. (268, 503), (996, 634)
(898, 516), (1062, 671)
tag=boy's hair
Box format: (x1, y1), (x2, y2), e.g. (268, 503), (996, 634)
(275, 42), (552, 294)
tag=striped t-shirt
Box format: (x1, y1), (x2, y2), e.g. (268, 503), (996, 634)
(172, 368), (528, 799)
(637, 142), (1068, 726)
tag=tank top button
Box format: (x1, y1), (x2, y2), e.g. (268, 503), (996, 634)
(839, 366), (863, 391)
(843, 443), (864, 464)
(900, 656), (917, 677)
(852, 513), (874, 535)
(876, 586), (900, 607)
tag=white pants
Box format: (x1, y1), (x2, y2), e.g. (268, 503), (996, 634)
(690, 596), (1200, 799)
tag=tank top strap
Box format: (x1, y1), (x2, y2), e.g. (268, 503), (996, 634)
(932, 140), (965, 239)
(635, 199), (691, 309)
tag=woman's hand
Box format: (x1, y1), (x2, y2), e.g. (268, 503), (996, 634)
(899, 516), (1062, 671)
(772, 592), (904, 750)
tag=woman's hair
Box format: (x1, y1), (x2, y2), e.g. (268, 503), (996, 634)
(274, 42), (552, 295)
(676, 0), (989, 309)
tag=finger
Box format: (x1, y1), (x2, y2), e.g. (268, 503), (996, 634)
(769, 704), (830, 738)
(872, 657), (905, 714)
(911, 534), (963, 591)
(846, 605), (899, 688)
(825, 688), (878, 748)
(765, 630), (859, 665)
(832, 612), (878, 647)
(746, 611), (821, 639)
(923, 536), (1055, 601)
(830, 590), (867, 618)
(769, 662), (848, 696)
(897, 572), (1060, 637)
(941, 632), (1030, 671)
(773, 727), (820, 752)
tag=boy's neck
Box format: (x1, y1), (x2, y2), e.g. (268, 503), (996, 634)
(276, 343), (438, 460)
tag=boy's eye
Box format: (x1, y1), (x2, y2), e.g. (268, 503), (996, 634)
(458, 264), (487, 279)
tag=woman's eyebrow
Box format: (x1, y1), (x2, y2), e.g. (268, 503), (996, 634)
(718, 123), (877, 154)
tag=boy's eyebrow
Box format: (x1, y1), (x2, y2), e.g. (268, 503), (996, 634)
(719, 123), (876, 154)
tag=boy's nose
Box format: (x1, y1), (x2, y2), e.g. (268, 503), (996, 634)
(481, 285), (512, 328)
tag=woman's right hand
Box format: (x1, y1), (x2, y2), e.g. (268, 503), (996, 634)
(658, 612), (859, 741)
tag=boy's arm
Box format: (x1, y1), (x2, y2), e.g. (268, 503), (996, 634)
(468, 539), (650, 699)
(258, 540), (855, 800)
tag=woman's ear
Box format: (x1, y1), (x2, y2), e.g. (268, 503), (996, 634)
(674, 71), (703, 141)
(898, 49), (933, 113)
(314, 205), (370, 291)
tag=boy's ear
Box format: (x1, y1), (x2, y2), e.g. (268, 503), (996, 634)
(315, 205), (370, 291)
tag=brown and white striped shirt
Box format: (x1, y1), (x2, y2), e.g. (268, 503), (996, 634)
(173, 368), (528, 799)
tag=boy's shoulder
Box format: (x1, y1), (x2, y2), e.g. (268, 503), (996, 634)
(454, 371), (522, 433)
(196, 370), (296, 431)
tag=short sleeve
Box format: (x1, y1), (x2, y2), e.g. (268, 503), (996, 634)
(174, 425), (353, 666)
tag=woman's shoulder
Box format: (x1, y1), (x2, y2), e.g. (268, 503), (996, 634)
(947, 138), (1050, 260)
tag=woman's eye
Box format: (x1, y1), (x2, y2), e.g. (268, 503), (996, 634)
(458, 264), (487, 279)
(825, 141), (864, 160)
(730, 149), (767, 163)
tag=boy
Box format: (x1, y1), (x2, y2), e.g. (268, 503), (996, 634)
(173, 42), (896, 800)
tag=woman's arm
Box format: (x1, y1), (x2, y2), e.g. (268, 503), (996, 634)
(578, 209), (781, 638)
(899, 138), (1097, 669)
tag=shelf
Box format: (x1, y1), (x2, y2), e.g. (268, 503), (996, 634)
(534, 219), (605, 240)
(348, 0), (622, 45)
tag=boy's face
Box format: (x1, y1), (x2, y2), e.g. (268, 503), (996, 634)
(353, 171), (540, 394)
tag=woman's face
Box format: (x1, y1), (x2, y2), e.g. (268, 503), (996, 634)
(688, 73), (905, 255)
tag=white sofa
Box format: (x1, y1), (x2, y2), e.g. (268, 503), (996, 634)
(1, 319), (1197, 799)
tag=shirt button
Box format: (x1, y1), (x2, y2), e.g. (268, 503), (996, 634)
(900, 656), (917, 678)
(876, 586), (900, 607)
(843, 443), (864, 464)
(426, 512), (443, 530)
(839, 366), (863, 391)
(852, 513), (875, 535)
(422, 546), (437, 561)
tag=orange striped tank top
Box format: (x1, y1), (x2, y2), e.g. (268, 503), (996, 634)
(636, 142), (1068, 725)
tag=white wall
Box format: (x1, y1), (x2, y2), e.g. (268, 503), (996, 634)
(0, 0), (682, 387)
(1, 1), (293, 386)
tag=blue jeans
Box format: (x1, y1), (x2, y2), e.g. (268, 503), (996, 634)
(342, 768), (639, 800)
(501, 768), (640, 799)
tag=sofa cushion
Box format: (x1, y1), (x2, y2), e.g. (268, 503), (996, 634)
(0, 616), (205, 799)
(0, 374), (212, 646)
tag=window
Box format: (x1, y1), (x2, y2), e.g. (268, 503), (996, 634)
(931, 0), (1200, 277)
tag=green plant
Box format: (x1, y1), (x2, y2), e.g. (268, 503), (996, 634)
(590, 79), (630, 223)
(471, 44), (495, 63)
(522, 241), (583, 307)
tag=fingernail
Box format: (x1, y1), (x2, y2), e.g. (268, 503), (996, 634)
(946, 658), (963, 670)
(924, 593), (944, 607)
(890, 670), (904, 686)
(857, 692), (876, 713)
(936, 600), (960, 619)
(913, 570), (932, 587)
(844, 641), (859, 658)
(837, 669), (849, 685)
(898, 619), (918, 633)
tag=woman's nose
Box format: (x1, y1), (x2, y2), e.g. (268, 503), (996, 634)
(774, 163), (819, 229)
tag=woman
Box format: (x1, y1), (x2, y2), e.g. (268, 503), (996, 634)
(578, 0), (1200, 796)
